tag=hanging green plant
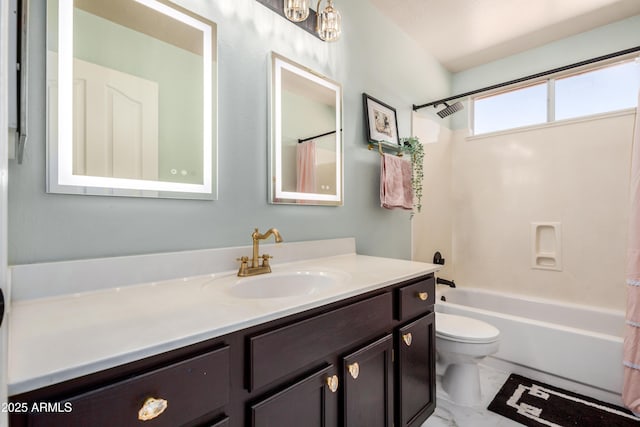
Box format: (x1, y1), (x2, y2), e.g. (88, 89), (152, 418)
(400, 136), (424, 217)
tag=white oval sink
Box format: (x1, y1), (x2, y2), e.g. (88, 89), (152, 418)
(228, 271), (344, 299)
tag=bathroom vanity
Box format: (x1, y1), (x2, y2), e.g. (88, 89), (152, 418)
(7, 240), (439, 427)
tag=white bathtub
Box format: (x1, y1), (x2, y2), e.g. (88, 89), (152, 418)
(436, 287), (625, 395)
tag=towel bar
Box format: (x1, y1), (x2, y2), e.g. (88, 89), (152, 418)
(368, 141), (403, 156)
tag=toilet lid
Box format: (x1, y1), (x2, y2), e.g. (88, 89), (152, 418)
(436, 312), (500, 343)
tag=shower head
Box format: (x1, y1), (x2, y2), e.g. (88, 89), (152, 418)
(436, 101), (464, 118)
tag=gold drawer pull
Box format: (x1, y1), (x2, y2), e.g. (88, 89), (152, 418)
(417, 292), (428, 301)
(402, 333), (413, 347)
(138, 397), (168, 421)
(326, 374), (339, 392)
(348, 362), (360, 379)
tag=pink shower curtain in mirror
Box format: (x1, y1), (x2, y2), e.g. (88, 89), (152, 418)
(297, 141), (317, 194)
(624, 91), (640, 415)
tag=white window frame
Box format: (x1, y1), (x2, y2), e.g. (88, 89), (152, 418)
(470, 57), (639, 137)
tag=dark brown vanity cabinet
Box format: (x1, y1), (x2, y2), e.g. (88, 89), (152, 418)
(247, 292), (394, 427)
(248, 274), (436, 427)
(9, 273), (436, 427)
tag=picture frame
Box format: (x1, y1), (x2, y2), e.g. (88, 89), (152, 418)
(363, 93), (400, 147)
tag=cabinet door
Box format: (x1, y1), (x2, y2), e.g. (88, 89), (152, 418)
(396, 312), (435, 427)
(342, 335), (394, 427)
(250, 365), (338, 427)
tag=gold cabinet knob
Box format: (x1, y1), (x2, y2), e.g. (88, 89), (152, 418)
(347, 362), (360, 379)
(326, 374), (339, 393)
(138, 397), (168, 421)
(402, 333), (413, 347)
(417, 292), (428, 301)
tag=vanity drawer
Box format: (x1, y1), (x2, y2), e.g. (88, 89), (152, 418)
(248, 292), (393, 391)
(27, 346), (229, 427)
(396, 275), (435, 321)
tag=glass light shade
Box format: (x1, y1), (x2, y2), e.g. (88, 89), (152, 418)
(316, 0), (341, 42)
(284, 0), (310, 22)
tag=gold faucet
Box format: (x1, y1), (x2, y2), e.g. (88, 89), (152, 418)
(237, 228), (283, 276)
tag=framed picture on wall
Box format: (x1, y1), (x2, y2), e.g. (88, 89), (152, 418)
(363, 93), (400, 147)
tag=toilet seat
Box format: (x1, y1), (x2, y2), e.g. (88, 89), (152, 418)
(436, 312), (500, 344)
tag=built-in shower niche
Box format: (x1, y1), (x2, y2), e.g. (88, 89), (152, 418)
(531, 222), (562, 271)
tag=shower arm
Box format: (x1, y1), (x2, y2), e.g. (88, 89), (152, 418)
(412, 44), (640, 112)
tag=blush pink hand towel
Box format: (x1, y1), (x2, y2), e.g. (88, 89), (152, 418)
(380, 153), (413, 210)
(623, 91), (640, 416)
(297, 141), (317, 194)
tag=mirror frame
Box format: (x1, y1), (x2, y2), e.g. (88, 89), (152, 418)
(269, 52), (343, 206)
(47, 0), (217, 199)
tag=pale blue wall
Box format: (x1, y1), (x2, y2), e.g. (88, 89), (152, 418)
(450, 14), (640, 130)
(8, 0), (450, 264)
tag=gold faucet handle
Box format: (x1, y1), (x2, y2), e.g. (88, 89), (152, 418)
(236, 256), (250, 277)
(261, 254), (273, 267)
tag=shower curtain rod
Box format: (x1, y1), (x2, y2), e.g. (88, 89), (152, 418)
(413, 45), (640, 112)
(298, 129), (342, 144)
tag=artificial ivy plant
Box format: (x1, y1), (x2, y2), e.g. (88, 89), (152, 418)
(400, 136), (424, 216)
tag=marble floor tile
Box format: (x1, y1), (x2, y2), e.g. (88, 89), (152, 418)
(421, 364), (524, 427)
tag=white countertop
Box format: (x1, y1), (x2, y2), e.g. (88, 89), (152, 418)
(8, 252), (439, 395)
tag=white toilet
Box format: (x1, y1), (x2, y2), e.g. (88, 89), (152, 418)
(436, 312), (500, 406)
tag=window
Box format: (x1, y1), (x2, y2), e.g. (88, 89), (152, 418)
(472, 59), (640, 136)
(555, 61), (639, 120)
(473, 83), (547, 134)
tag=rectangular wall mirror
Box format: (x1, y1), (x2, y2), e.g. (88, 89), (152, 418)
(46, 0), (217, 199)
(269, 52), (343, 206)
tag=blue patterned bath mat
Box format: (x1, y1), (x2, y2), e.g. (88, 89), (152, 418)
(488, 374), (640, 426)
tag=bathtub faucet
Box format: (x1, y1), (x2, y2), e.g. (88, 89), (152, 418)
(436, 277), (456, 288)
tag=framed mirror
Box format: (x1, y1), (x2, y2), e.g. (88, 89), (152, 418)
(46, 0), (217, 199)
(269, 53), (343, 206)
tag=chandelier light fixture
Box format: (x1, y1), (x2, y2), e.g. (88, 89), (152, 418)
(316, 0), (341, 42)
(284, 0), (310, 22)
